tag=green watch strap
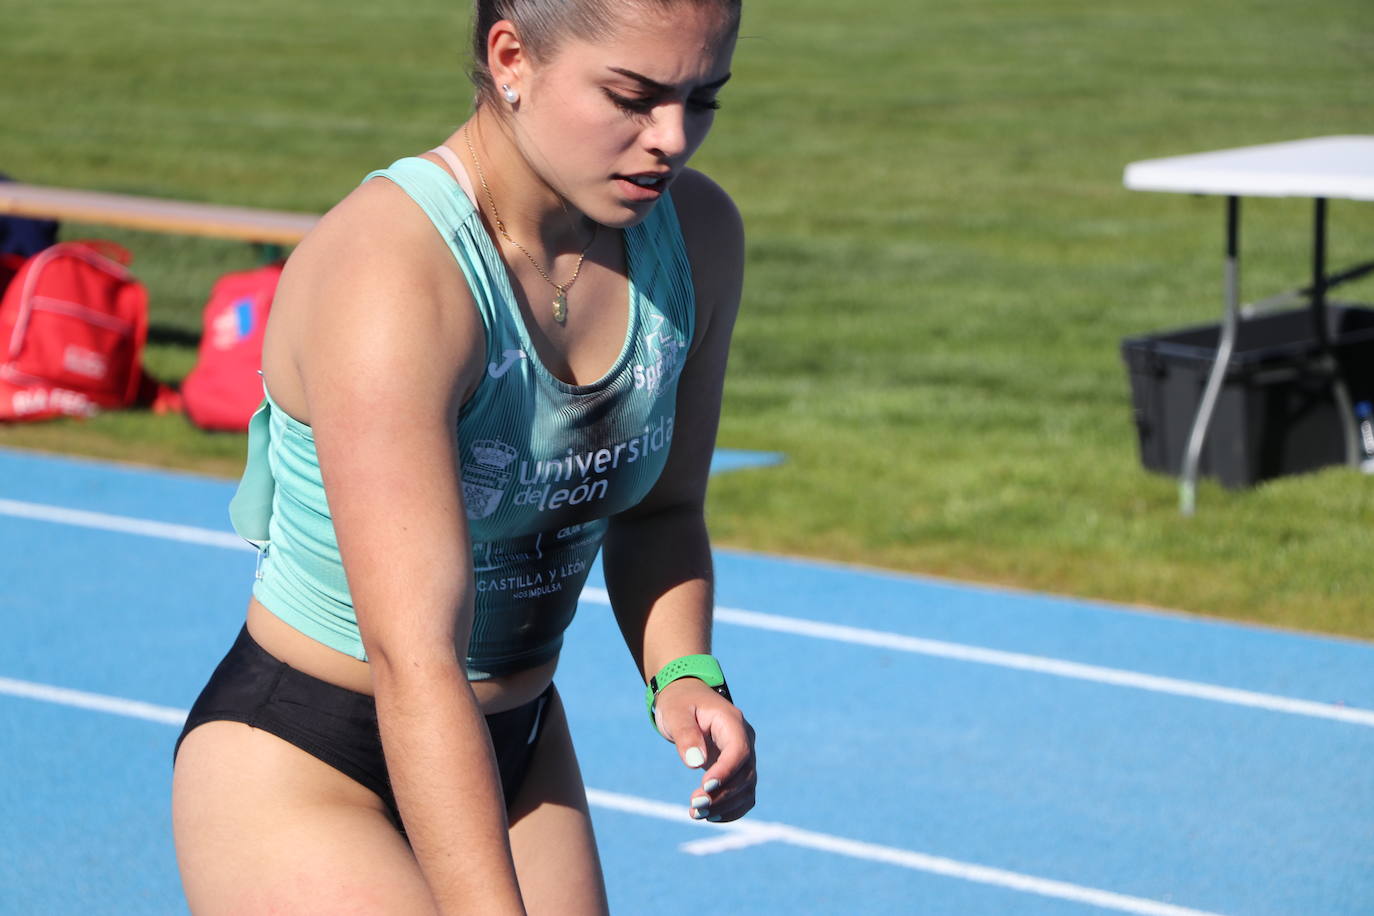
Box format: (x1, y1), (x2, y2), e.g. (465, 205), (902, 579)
(644, 654), (732, 730)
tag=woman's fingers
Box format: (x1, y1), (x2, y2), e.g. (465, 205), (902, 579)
(691, 762), (756, 822)
(652, 678), (758, 821)
(699, 705), (754, 786)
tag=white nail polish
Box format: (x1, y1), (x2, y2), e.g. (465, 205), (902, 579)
(703, 778), (721, 793)
(690, 808), (708, 820)
(684, 746), (705, 768)
(691, 795), (710, 809)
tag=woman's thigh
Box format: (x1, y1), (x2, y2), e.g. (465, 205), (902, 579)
(172, 721), (436, 915)
(507, 687), (610, 916)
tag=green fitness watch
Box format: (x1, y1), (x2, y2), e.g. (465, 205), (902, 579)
(645, 654), (732, 731)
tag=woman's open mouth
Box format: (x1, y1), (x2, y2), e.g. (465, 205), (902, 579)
(615, 173), (671, 201)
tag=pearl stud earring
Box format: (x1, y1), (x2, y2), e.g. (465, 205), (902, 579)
(502, 84), (519, 104)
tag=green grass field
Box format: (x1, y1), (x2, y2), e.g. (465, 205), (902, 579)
(3, 0), (1372, 637)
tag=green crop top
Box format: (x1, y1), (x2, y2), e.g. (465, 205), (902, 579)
(228, 155), (696, 679)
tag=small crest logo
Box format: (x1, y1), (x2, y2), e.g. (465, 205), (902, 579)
(463, 438), (518, 519)
(471, 439), (518, 469)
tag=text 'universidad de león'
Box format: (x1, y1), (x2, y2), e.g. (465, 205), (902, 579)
(461, 416), (673, 520)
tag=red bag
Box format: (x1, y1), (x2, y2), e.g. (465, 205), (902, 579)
(180, 262), (282, 431)
(0, 240), (151, 421)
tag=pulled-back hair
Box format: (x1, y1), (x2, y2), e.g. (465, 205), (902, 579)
(469, 0), (741, 104)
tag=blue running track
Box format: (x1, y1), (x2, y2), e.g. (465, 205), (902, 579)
(2, 446), (1372, 915)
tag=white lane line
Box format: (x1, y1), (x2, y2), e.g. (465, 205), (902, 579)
(585, 788), (782, 856)
(714, 606), (1374, 728)
(586, 789), (1223, 916)
(5, 498), (1371, 729)
(579, 588), (1374, 729)
(3, 674), (1222, 915)
(0, 498), (253, 551)
(0, 676), (188, 725)
(678, 830), (783, 856)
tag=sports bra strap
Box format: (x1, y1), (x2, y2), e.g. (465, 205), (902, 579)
(427, 145), (478, 206)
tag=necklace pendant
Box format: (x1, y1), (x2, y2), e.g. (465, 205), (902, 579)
(552, 290), (568, 324)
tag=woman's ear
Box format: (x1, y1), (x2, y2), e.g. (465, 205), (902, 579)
(486, 19), (527, 99)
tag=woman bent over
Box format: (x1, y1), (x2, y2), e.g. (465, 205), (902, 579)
(171, 1), (756, 912)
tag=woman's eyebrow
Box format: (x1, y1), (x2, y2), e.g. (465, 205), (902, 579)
(606, 67), (733, 93)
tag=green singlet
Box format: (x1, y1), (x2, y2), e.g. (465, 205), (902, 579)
(229, 156), (696, 679)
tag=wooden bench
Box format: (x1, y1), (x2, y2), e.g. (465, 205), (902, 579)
(0, 182), (319, 259)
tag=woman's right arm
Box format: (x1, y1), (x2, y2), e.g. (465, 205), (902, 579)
(273, 179), (525, 914)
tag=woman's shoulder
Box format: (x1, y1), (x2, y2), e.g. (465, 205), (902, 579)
(669, 168), (743, 248)
(281, 163), (492, 324)
(262, 169), (486, 418)
(289, 173), (450, 283)
(667, 168), (744, 312)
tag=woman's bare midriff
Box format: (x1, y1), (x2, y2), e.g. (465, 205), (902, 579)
(245, 597), (559, 714)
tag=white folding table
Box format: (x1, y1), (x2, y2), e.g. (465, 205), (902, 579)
(1123, 135), (1374, 514)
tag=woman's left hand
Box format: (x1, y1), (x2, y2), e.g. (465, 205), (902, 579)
(653, 677), (756, 823)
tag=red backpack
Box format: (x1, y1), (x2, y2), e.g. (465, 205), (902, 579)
(180, 262), (282, 431)
(0, 240), (153, 421)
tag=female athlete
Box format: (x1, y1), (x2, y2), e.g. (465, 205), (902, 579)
(172, 0), (755, 912)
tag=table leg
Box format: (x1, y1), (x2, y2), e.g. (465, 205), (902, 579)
(1310, 198), (1359, 465)
(1311, 198), (1329, 345)
(1179, 196), (1241, 516)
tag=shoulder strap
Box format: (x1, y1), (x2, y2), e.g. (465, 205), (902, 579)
(628, 191), (696, 346)
(364, 156), (513, 365)
(427, 146), (478, 206)
(363, 157), (478, 238)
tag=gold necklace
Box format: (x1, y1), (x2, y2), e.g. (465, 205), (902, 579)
(463, 124), (595, 324)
